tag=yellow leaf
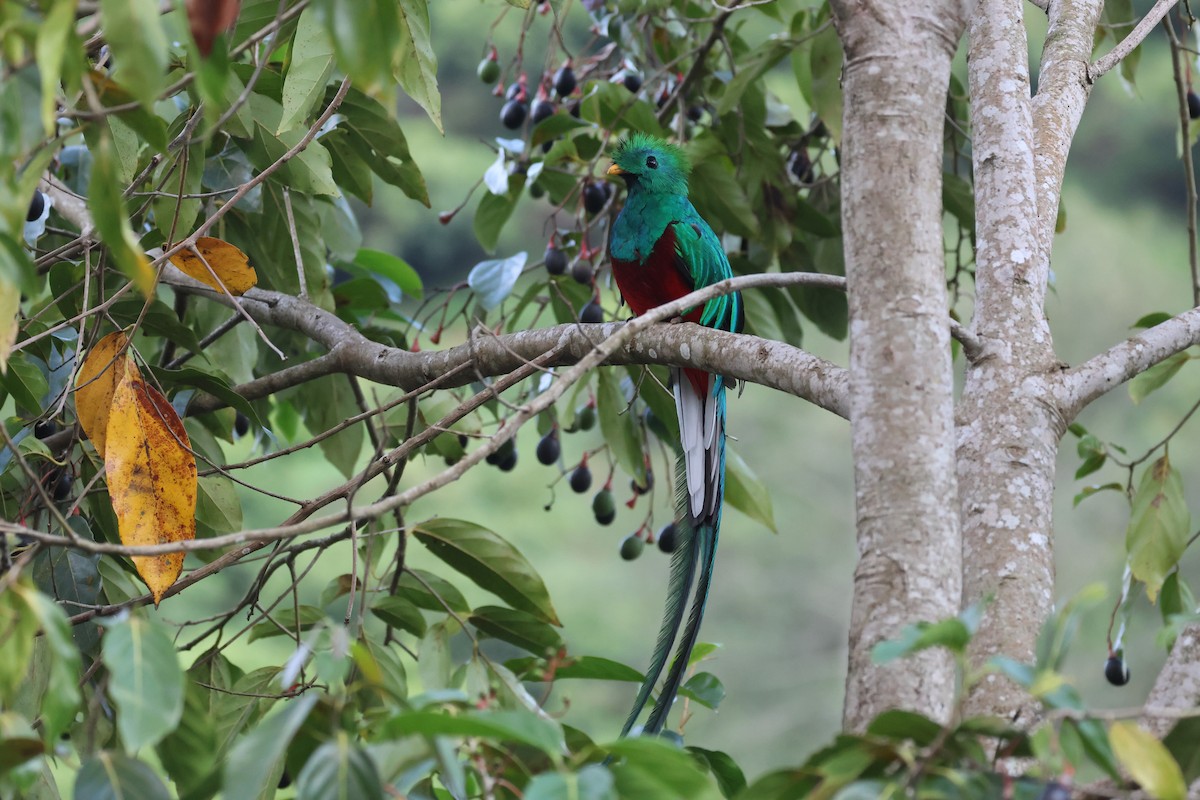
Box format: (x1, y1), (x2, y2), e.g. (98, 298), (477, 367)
(0, 279), (17, 374)
(169, 237), (258, 295)
(104, 356), (197, 604)
(74, 331), (130, 457)
(1110, 721), (1187, 800)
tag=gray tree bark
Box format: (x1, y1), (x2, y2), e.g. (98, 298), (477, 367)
(830, 0), (975, 731)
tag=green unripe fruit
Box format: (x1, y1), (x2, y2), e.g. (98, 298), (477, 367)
(619, 534), (644, 560)
(592, 489), (615, 525)
(478, 57), (500, 84)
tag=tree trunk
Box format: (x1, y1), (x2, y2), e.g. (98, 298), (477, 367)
(831, 0), (974, 731)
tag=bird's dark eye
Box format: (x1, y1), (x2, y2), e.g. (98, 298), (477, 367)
(645, 155), (658, 169)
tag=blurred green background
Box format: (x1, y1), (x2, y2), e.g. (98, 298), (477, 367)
(160, 1), (1200, 780)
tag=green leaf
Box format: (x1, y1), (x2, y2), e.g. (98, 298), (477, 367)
(223, 693), (319, 800)
(470, 605), (563, 654)
(35, 0), (81, 135)
(394, 0), (441, 133)
(151, 143), (205, 244)
(1160, 573), (1197, 628)
(468, 252), (527, 310)
(76, 751), (172, 800)
(1073, 482), (1123, 507)
(296, 732), (384, 800)
(866, 709), (942, 746)
(279, 8), (336, 135)
(1130, 352), (1190, 404)
(1126, 455), (1190, 602)
(393, 569), (470, 614)
(414, 519), (560, 625)
(371, 596), (427, 638)
(0, 354), (49, 415)
(680, 672), (725, 710)
(101, 615), (185, 753)
(942, 172), (975, 230)
(524, 766), (616, 800)
(1066, 718), (1121, 782)
(805, 15), (843, 144)
(474, 189), (521, 254)
(506, 655), (644, 684)
(99, 0), (169, 109)
(351, 248), (424, 300)
(314, 0), (397, 89)
(1110, 721), (1186, 800)
(157, 656), (234, 795)
(724, 448), (776, 532)
(88, 134), (155, 296)
(1163, 717), (1200, 783)
(872, 618), (970, 663)
(302, 375), (364, 479)
(597, 368), (647, 485)
(15, 585), (81, 743)
(687, 748), (746, 799)
(605, 738), (722, 800)
(245, 94), (338, 196)
(381, 710), (566, 759)
(0, 586), (39, 709)
(195, 474), (243, 539)
(1133, 312), (1172, 329)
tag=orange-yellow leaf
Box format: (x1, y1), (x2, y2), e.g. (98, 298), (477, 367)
(169, 237), (258, 295)
(74, 331), (130, 457)
(104, 356), (197, 604)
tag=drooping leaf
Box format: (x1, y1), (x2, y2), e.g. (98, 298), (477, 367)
(99, 0), (169, 109)
(394, 0), (441, 132)
(75, 331), (130, 458)
(104, 356), (198, 603)
(414, 519), (560, 625)
(380, 710), (566, 759)
(372, 596), (428, 638)
(723, 448), (776, 532)
(296, 732), (385, 800)
(223, 693), (320, 800)
(15, 584), (82, 743)
(0, 585), (39, 707)
(75, 751), (172, 800)
(1109, 721), (1186, 800)
(168, 237), (259, 295)
(596, 367), (647, 485)
(506, 654), (644, 684)
(1126, 455), (1190, 602)
(468, 252), (527, 310)
(469, 605), (564, 654)
(1130, 352), (1190, 405)
(279, 7), (335, 134)
(605, 737), (722, 800)
(101, 615), (185, 753)
(88, 135), (156, 297)
(688, 748), (746, 799)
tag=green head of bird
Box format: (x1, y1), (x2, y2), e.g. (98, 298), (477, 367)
(607, 133), (690, 196)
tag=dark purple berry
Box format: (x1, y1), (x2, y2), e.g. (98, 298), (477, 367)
(570, 259), (593, 285)
(497, 448), (518, 471)
(568, 101), (581, 118)
(579, 301), (603, 324)
(26, 191), (45, 222)
(630, 468), (653, 495)
(621, 72), (642, 93)
(536, 429), (560, 465)
(553, 65), (577, 97)
(686, 105), (704, 122)
(1189, 91), (1200, 120)
(33, 419), (57, 439)
(1104, 655), (1130, 686)
(544, 245), (567, 275)
(500, 100), (527, 129)
(53, 470), (73, 502)
(234, 412), (250, 438)
(620, 534), (644, 560)
(583, 182), (607, 214)
(505, 81), (524, 102)
(487, 438), (516, 466)
(592, 489), (615, 525)
(569, 464), (592, 493)
(530, 99), (555, 125)
(657, 522), (677, 553)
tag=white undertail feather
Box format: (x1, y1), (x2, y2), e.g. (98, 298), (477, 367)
(673, 378), (705, 519)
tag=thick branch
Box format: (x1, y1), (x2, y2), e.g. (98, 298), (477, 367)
(1140, 623), (1200, 738)
(1056, 304), (1200, 420)
(165, 269), (851, 418)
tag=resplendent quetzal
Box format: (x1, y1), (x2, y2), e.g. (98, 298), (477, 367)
(606, 133), (744, 736)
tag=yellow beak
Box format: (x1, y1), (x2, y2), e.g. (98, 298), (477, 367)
(607, 163), (625, 176)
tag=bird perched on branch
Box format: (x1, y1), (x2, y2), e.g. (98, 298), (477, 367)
(606, 132), (744, 736)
